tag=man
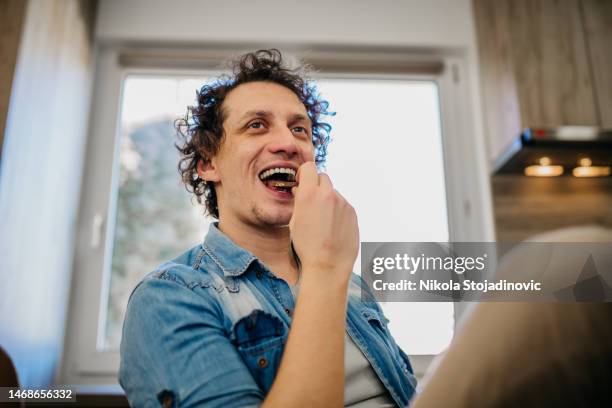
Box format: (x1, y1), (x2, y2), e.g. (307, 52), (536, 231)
(119, 49), (417, 407)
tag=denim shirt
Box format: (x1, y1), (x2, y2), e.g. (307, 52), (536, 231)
(119, 223), (417, 407)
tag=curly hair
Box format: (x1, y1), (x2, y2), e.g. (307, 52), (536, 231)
(175, 49), (333, 219)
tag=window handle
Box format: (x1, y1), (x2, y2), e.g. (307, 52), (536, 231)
(91, 214), (104, 249)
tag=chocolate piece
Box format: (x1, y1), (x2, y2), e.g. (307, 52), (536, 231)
(269, 180), (297, 188)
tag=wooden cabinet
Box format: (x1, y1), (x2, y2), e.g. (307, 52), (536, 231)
(581, 0), (612, 128)
(474, 0), (612, 162)
(492, 175), (612, 241)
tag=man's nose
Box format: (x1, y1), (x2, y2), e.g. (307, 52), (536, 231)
(267, 128), (299, 157)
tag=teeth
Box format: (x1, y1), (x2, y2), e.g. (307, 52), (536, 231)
(259, 167), (297, 181)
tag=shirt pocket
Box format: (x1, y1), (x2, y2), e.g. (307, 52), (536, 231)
(231, 309), (288, 393)
(361, 307), (389, 330)
(360, 307), (396, 352)
(360, 306), (416, 384)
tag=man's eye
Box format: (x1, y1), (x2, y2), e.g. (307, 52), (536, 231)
(249, 121), (264, 129)
(292, 126), (307, 134)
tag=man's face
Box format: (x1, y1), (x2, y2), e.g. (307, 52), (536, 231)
(203, 81), (315, 228)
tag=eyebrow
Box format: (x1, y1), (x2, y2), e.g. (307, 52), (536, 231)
(237, 110), (311, 125)
(288, 113), (310, 124)
(238, 110), (273, 122)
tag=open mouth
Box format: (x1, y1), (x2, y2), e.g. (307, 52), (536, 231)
(258, 167), (297, 195)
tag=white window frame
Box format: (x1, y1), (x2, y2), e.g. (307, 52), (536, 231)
(60, 46), (494, 385)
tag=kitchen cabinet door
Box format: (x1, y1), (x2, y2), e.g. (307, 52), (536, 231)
(581, 0), (612, 128)
(474, 0), (601, 161)
(505, 0), (598, 127)
(473, 0), (523, 162)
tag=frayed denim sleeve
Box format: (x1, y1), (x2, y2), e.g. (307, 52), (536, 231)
(118, 273), (264, 408)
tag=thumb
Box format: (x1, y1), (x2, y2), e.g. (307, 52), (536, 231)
(289, 210), (295, 232)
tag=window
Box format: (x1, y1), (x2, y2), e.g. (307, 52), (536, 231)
(317, 78), (453, 355)
(102, 76), (214, 351)
(62, 48), (493, 384)
(102, 75), (452, 354)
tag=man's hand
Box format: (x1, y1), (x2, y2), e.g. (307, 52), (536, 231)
(264, 162), (357, 407)
(289, 161), (359, 286)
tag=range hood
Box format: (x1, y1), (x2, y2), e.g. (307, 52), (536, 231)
(493, 127), (612, 177)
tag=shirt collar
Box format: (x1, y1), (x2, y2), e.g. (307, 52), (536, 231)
(202, 222), (258, 277)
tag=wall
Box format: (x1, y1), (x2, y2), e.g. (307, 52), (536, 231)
(0, 0), (27, 158)
(0, 0), (96, 388)
(95, 0), (476, 48)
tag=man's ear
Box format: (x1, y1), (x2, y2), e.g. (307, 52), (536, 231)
(197, 159), (221, 183)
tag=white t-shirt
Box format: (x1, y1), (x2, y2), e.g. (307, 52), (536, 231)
(289, 282), (396, 407)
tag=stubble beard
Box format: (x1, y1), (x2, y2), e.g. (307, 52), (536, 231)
(251, 203), (292, 228)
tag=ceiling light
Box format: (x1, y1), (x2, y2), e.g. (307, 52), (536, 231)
(572, 157), (611, 178)
(524, 157), (564, 177)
